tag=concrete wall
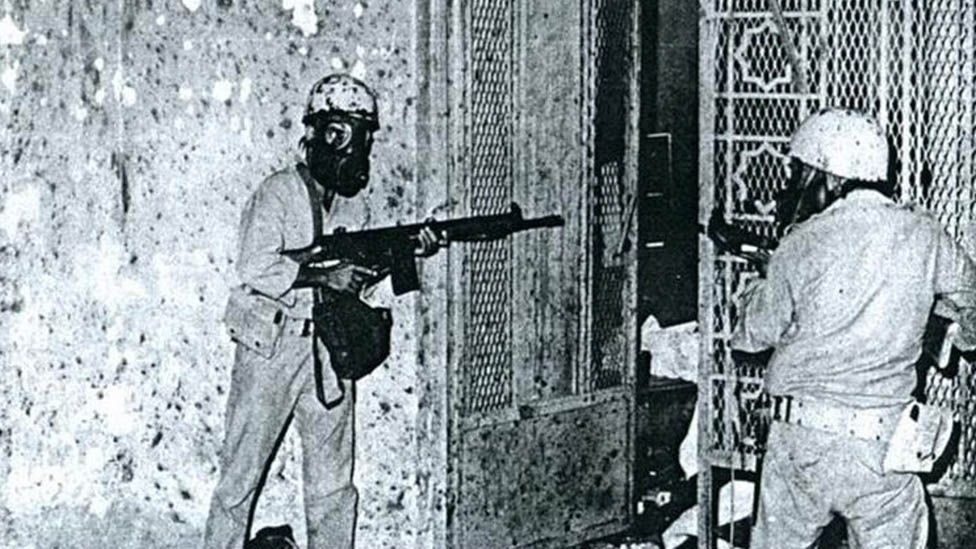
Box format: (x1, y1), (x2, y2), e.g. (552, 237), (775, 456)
(0, 1), (441, 547)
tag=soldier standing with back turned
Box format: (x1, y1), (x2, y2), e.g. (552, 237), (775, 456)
(732, 108), (976, 548)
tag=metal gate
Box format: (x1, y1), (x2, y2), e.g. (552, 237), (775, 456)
(699, 0), (976, 546)
(447, 0), (640, 546)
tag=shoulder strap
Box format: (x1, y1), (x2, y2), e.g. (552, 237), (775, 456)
(297, 164), (346, 404)
(298, 163), (323, 237)
(298, 164), (325, 306)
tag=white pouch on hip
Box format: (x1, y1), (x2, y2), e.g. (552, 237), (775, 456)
(883, 401), (954, 474)
(223, 287), (285, 359)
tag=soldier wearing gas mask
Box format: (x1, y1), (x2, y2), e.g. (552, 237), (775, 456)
(204, 74), (437, 549)
(731, 108), (976, 548)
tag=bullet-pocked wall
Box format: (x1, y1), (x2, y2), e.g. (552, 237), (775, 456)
(0, 2), (437, 547)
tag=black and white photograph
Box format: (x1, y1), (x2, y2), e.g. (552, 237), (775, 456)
(0, 1), (974, 547)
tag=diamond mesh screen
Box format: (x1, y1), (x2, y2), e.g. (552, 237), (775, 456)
(702, 0), (976, 495)
(589, 0), (634, 390)
(462, 0), (516, 415)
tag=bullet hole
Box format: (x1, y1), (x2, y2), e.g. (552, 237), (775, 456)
(0, 299), (23, 313)
(112, 151), (130, 215)
(279, 118), (292, 130)
(180, 489), (192, 500)
(151, 431), (163, 448)
(386, 490), (406, 511)
(121, 459), (134, 482)
(379, 401), (391, 414)
(266, 129), (275, 139)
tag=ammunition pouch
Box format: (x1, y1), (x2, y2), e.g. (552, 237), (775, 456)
(883, 401), (955, 474)
(223, 287), (285, 359)
(313, 289), (392, 381)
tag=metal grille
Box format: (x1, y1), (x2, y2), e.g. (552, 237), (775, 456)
(701, 0), (976, 499)
(906, 0), (976, 492)
(703, 3), (824, 470)
(462, 0), (517, 416)
(589, 0), (634, 390)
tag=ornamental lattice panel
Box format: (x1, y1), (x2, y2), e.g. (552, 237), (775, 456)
(589, 0), (636, 391)
(462, 0), (516, 416)
(700, 0), (976, 544)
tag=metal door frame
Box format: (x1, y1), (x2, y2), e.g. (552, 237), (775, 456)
(443, 0), (642, 546)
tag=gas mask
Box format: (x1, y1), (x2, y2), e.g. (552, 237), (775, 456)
(774, 159), (839, 233)
(303, 113), (377, 198)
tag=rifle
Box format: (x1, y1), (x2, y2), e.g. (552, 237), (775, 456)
(700, 208), (778, 269)
(282, 202), (565, 295)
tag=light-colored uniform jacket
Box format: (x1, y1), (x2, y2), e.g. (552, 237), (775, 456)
(223, 165), (343, 402)
(731, 190), (976, 409)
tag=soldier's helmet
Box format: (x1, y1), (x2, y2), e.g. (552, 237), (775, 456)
(303, 73), (379, 130)
(789, 108), (888, 182)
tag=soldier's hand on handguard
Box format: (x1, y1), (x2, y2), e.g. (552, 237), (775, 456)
(414, 222), (447, 257)
(316, 263), (381, 295)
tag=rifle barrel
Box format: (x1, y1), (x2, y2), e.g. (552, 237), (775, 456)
(525, 215), (565, 228)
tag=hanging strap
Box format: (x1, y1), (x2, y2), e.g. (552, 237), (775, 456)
(297, 164), (344, 408)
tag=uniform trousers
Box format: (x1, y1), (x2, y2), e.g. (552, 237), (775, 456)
(203, 330), (356, 549)
(752, 421), (927, 549)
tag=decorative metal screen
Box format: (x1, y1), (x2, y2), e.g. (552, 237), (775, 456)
(588, 0), (635, 391)
(451, 2), (638, 545)
(700, 0), (976, 542)
(462, 0), (516, 416)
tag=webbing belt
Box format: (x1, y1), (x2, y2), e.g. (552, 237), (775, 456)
(769, 394), (901, 442)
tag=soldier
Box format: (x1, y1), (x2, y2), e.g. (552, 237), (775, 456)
(204, 74), (438, 549)
(731, 108), (976, 548)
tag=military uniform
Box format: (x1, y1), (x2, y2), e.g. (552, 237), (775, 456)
(733, 190), (976, 548)
(204, 165), (355, 549)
